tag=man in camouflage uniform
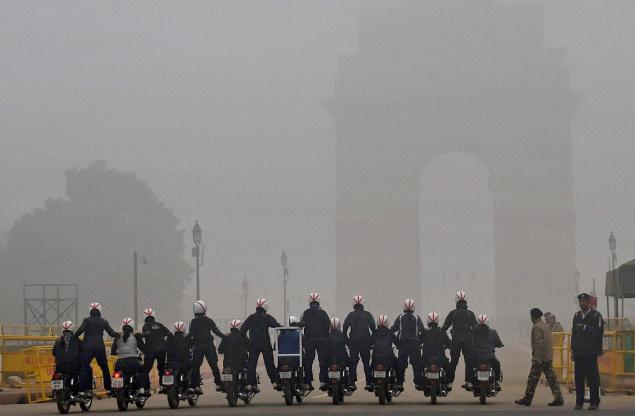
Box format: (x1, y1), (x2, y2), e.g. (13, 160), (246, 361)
(515, 308), (564, 407)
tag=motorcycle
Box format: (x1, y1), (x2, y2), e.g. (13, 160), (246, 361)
(278, 362), (309, 406)
(51, 372), (93, 414)
(327, 363), (351, 405)
(422, 364), (449, 404)
(372, 363), (400, 405)
(220, 366), (255, 407)
(111, 368), (149, 411)
(162, 368), (200, 409)
(470, 362), (501, 405)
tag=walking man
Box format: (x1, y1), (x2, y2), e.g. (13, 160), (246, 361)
(516, 308), (564, 407)
(571, 293), (604, 410)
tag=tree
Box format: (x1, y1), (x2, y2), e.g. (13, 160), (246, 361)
(0, 161), (192, 324)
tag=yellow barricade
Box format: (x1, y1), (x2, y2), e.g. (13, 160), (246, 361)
(551, 330), (635, 395)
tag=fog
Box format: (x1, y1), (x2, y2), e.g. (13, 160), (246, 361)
(2, 1), (635, 333)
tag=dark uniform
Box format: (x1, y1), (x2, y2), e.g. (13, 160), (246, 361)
(189, 314), (225, 387)
(571, 307), (604, 408)
(75, 310), (119, 390)
(141, 317), (171, 388)
(327, 327), (350, 385)
(391, 311), (425, 385)
(442, 301), (477, 383)
(166, 331), (193, 374)
(472, 324), (503, 383)
(52, 331), (82, 377)
(298, 303), (331, 385)
(371, 326), (397, 370)
(343, 304), (375, 386)
(421, 325), (451, 371)
(240, 309), (281, 386)
(218, 328), (249, 371)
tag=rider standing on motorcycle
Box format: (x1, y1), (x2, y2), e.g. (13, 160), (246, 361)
(343, 295), (375, 392)
(75, 302), (120, 395)
(240, 299), (282, 392)
(52, 321), (82, 379)
(471, 314), (504, 390)
(166, 321), (192, 375)
(296, 292), (331, 391)
(391, 298), (425, 391)
(327, 318), (350, 386)
(189, 300), (226, 394)
(140, 307), (171, 393)
(111, 318), (146, 396)
(441, 290), (477, 389)
(421, 312), (452, 389)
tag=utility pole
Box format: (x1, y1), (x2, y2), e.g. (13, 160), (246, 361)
(133, 250), (138, 330)
(192, 221), (203, 300)
(242, 276), (249, 318)
(281, 250), (289, 323)
(609, 231), (618, 319)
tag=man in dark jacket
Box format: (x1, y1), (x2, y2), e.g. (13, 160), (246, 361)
(571, 293), (604, 410)
(53, 321), (82, 379)
(296, 292), (331, 390)
(140, 307), (171, 392)
(442, 290), (477, 387)
(240, 298), (282, 392)
(219, 319), (249, 371)
(472, 314), (504, 390)
(391, 298), (425, 390)
(189, 300), (226, 394)
(75, 302), (119, 393)
(421, 312), (451, 386)
(165, 321), (192, 374)
(370, 315), (397, 380)
(343, 295), (375, 391)
(327, 318), (350, 386)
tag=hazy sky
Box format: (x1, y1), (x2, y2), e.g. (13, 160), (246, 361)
(2, 0), (635, 320)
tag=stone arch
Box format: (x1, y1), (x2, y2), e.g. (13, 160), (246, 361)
(328, 0), (578, 331)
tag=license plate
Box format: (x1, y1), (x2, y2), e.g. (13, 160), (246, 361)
(426, 372), (440, 380)
(112, 378), (124, 388)
(328, 371), (341, 379)
(221, 373), (233, 382)
(279, 371), (292, 379)
(477, 371), (490, 381)
(163, 375), (174, 385)
(373, 371), (386, 378)
(51, 380), (64, 390)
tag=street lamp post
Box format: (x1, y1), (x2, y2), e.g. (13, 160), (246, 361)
(281, 250), (288, 322)
(242, 276), (249, 318)
(609, 231), (618, 318)
(192, 221), (202, 300)
(133, 250), (147, 331)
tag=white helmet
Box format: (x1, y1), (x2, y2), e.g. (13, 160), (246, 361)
(143, 307), (155, 318)
(308, 292), (320, 303)
(455, 290), (467, 303)
(121, 317), (134, 328)
(330, 317), (341, 330)
(477, 313), (489, 325)
(353, 295), (364, 306)
(377, 314), (390, 327)
(174, 321), (186, 333)
(230, 319), (242, 329)
(193, 300), (207, 315)
(403, 298), (416, 312)
(62, 321), (74, 331)
(89, 302), (102, 312)
(288, 315), (299, 325)
(256, 298), (269, 312)
(426, 312), (439, 325)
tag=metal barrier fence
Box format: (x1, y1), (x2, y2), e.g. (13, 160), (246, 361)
(551, 330), (634, 395)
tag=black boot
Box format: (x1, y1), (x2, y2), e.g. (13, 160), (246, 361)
(515, 397), (532, 406)
(548, 397), (564, 406)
